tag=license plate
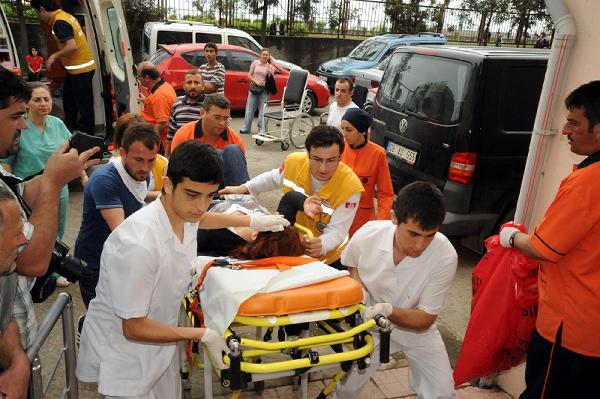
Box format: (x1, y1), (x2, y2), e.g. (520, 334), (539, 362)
(318, 75), (327, 82)
(387, 142), (418, 165)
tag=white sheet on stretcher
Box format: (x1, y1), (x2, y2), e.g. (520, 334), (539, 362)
(197, 257), (349, 334)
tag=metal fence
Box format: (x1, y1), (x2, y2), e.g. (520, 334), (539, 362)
(27, 293), (79, 399)
(158, 0), (553, 45)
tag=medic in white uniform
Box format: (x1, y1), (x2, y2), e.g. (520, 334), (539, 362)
(336, 181), (458, 399)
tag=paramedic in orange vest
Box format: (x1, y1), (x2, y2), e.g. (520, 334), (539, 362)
(32, 0), (96, 135)
(220, 125), (364, 264)
(500, 81), (600, 398)
(340, 108), (394, 236)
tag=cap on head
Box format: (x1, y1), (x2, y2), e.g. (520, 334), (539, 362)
(342, 108), (373, 135)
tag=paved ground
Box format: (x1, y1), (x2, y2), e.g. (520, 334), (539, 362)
(30, 109), (511, 398)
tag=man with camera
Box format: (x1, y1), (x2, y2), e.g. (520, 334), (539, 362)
(0, 186), (30, 399)
(0, 67), (100, 351)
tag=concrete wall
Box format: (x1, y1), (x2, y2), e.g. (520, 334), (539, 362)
(498, 0), (600, 397)
(251, 35), (363, 73)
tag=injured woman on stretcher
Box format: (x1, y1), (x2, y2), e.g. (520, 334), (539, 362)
(186, 195), (392, 398)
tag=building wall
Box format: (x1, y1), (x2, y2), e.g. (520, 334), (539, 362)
(499, 0), (600, 396)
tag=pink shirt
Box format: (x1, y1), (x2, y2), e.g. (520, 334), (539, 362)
(251, 60), (273, 84)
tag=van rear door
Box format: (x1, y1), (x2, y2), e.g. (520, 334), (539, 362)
(371, 50), (472, 188)
(0, 5), (20, 71)
(85, 0), (139, 124)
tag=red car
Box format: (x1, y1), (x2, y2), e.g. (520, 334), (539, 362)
(149, 43), (330, 114)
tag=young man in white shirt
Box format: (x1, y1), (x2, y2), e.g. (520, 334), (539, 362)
(326, 78), (358, 131)
(76, 141), (288, 398)
(335, 181), (458, 399)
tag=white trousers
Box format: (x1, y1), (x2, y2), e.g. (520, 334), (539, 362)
(336, 327), (454, 399)
(105, 355), (181, 399)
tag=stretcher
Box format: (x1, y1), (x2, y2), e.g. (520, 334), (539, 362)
(183, 256), (391, 399)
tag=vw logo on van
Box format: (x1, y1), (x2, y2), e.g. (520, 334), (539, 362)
(399, 118), (408, 134)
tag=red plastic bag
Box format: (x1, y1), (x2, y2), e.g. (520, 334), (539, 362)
(453, 224), (540, 386)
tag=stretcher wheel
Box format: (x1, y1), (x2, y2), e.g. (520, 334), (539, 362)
(280, 141), (290, 151)
(255, 139), (264, 146)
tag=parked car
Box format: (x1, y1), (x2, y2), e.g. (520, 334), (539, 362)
(317, 32), (447, 91)
(142, 20), (299, 71)
(149, 43), (330, 114)
(351, 55), (392, 112)
(370, 45), (549, 250)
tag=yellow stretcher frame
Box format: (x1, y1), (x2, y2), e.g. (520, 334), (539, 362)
(199, 304), (391, 399)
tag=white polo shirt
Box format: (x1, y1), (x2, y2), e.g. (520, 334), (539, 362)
(326, 101), (358, 131)
(76, 199), (198, 396)
(341, 220), (457, 332)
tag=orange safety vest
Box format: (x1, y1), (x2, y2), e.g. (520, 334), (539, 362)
(49, 10), (95, 74)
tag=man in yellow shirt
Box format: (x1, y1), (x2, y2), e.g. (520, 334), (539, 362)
(32, 0), (97, 134)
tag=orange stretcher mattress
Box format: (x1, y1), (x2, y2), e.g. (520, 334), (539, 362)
(237, 276), (363, 316)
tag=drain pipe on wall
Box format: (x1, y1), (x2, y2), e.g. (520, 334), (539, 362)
(514, 0), (576, 228)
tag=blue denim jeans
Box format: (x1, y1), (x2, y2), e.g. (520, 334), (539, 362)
(241, 90), (269, 133)
(217, 145), (250, 186)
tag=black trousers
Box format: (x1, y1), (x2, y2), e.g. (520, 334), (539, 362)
(520, 327), (600, 399)
(79, 266), (99, 309)
(63, 70), (95, 134)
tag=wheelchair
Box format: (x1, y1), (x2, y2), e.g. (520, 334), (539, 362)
(252, 69), (315, 151)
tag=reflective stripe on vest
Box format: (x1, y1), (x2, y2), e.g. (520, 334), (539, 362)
(63, 59), (95, 70)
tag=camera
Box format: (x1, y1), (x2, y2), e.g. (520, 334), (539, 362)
(69, 131), (107, 160)
(49, 239), (87, 283)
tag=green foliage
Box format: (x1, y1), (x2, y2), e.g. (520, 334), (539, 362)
(244, 0), (279, 16)
(122, 0), (167, 61)
(1, 0), (38, 23)
(384, 0), (429, 33)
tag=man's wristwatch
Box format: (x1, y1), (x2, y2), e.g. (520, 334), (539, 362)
(509, 230), (520, 247)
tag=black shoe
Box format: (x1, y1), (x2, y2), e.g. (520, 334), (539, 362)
(239, 130), (250, 134)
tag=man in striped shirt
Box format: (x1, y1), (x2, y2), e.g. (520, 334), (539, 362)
(198, 42), (225, 94)
(166, 71), (205, 156)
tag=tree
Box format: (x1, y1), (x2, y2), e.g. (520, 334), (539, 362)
(244, 0), (278, 42)
(384, 0), (427, 33)
(294, 0), (318, 30)
(509, 0), (548, 47)
(462, 0), (511, 45)
(122, 0), (166, 62)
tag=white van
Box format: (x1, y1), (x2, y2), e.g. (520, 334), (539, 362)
(142, 21), (264, 60)
(142, 21), (299, 70)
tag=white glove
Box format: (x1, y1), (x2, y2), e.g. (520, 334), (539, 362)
(500, 226), (520, 248)
(360, 303), (393, 320)
(250, 213), (290, 232)
(201, 328), (229, 370)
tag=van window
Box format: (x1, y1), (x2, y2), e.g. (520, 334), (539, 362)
(381, 45), (401, 61)
(499, 65), (545, 132)
(157, 30), (192, 46)
(107, 8), (125, 71)
(230, 50), (256, 71)
(349, 40), (387, 61)
(229, 35), (262, 54)
(196, 32), (221, 44)
(379, 53), (470, 124)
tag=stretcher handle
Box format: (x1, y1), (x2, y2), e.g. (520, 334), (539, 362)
(294, 223), (314, 238)
(375, 315), (391, 364)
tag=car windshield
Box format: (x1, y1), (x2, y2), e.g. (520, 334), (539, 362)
(349, 40), (387, 61)
(149, 48), (172, 66)
(379, 53), (470, 124)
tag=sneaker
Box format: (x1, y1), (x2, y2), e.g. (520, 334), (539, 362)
(55, 275), (71, 287)
(77, 315), (85, 348)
